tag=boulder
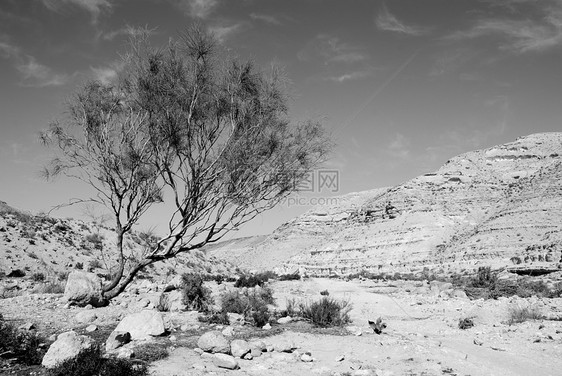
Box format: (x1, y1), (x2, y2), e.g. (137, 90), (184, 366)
(105, 331), (131, 351)
(197, 331), (230, 354)
(230, 339), (251, 358)
(41, 331), (96, 369)
(213, 353), (238, 370)
(114, 310), (166, 340)
(64, 271), (107, 307)
(227, 312), (245, 325)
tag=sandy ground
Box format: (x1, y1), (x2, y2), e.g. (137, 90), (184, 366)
(2, 277), (561, 376)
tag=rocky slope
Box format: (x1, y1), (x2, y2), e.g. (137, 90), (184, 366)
(207, 132), (562, 276)
(0, 201), (235, 283)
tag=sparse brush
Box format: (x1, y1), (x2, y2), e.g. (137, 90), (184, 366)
(33, 281), (65, 294)
(0, 315), (45, 365)
(320, 290), (329, 296)
(278, 272), (300, 281)
(46, 345), (148, 376)
(181, 273), (213, 312)
(299, 297), (352, 328)
(508, 305), (544, 325)
(458, 317), (474, 330)
(132, 343), (169, 363)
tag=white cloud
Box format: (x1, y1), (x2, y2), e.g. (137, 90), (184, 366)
(326, 69), (374, 83)
(387, 133), (411, 159)
(249, 12), (281, 25)
(91, 67), (118, 85)
(448, 1), (562, 53)
(41, 0), (113, 24)
(376, 6), (428, 36)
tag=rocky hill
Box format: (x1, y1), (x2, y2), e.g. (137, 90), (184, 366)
(207, 132), (562, 277)
(0, 201), (235, 283)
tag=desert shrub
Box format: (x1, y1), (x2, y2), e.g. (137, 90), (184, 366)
(46, 345), (148, 376)
(33, 281), (65, 294)
(470, 266), (497, 288)
(299, 297), (352, 328)
(57, 271), (70, 281)
(283, 298), (298, 317)
(320, 289), (329, 296)
(0, 315), (45, 365)
(234, 274), (268, 288)
(219, 286), (274, 326)
(507, 306), (544, 325)
(31, 272), (46, 282)
(252, 307), (270, 327)
(199, 310), (230, 325)
(458, 318), (474, 330)
(278, 272), (301, 281)
(181, 273), (213, 312)
(132, 343), (168, 362)
(75, 262), (84, 270)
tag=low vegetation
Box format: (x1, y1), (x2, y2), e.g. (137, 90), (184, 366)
(46, 345), (148, 376)
(299, 297), (352, 328)
(181, 273), (213, 312)
(0, 313), (45, 366)
(507, 306), (544, 325)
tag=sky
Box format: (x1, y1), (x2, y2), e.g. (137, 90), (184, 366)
(1, 0), (562, 238)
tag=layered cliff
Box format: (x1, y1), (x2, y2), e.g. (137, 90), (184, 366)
(207, 133), (562, 276)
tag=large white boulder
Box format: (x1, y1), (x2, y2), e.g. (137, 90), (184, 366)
(41, 331), (96, 369)
(64, 271), (107, 307)
(114, 310), (166, 340)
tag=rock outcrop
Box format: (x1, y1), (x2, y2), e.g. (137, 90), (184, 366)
(64, 271), (107, 307)
(208, 133), (562, 276)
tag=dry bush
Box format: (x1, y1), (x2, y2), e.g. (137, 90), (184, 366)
(299, 297), (352, 328)
(508, 305), (543, 325)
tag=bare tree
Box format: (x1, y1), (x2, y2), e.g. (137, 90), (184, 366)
(41, 26), (332, 301)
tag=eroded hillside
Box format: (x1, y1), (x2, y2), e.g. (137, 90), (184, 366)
(208, 133), (562, 277)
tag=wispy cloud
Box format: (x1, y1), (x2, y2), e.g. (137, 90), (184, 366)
(448, 1), (562, 53)
(0, 38), (69, 87)
(376, 6), (428, 36)
(325, 69), (375, 83)
(249, 12), (281, 25)
(429, 48), (478, 76)
(208, 22), (243, 42)
(298, 34), (368, 64)
(170, 0), (219, 19)
(386, 133), (411, 159)
(41, 0), (112, 24)
(91, 66), (118, 85)
(98, 27), (130, 41)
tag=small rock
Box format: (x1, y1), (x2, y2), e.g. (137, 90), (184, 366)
(18, 322), (35, 331)
(193, 348), (204, 355)
(169, 335), (177, 342)
(262, 323), (272, 330)
(222, 326), (235, 337)
(277, 316), (293, 324)
(197, 331), (230, 354)
(105, 331), (131, 351)
(336, 355), (345, 362)
(117, 347), (134, 359)
(346, 325), (362, 336)
(213, 353), (238, 370)
(227, 312), (245, 326)
(85, 325), (97, 332)
(74, 310), (97, 324)
(243, 353), (253, 360)
(274, 341), (295, 353)
(301, 354), (313, 362)
(192, 363), (206, 370)
(230, 339), (251, 358)
(473, 338), (483, 346)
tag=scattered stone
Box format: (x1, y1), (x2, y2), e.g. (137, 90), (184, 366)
(222, 326), (235, 337)
(64, 271), (107, 307)
(192, 363), (206, 370)
(273, 341), (295, 353)
(74, 310), (97, 324)
(336, 355), (345, 362)
(213, 353), (238, 370)
(105, 331), (131, 351)
(85, 325), (97, 332)
(473, 338), (484, 346)
(42, 331), (96, 369)
(243, 353), (253, 360)
(18, 322), (35, 331)
(197, 331), (230, 354)
(114, 310), (166, 340)
(277, 316), (293, 324)
(227, 312), (245, 325)
(230, 339), (251, 358)
(262, 323), (272, 330)
(193, 348), (204, 356)
(117, 347), (134, 359)
(301, 353), (314, 362)
(346, 325), (363, 336)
